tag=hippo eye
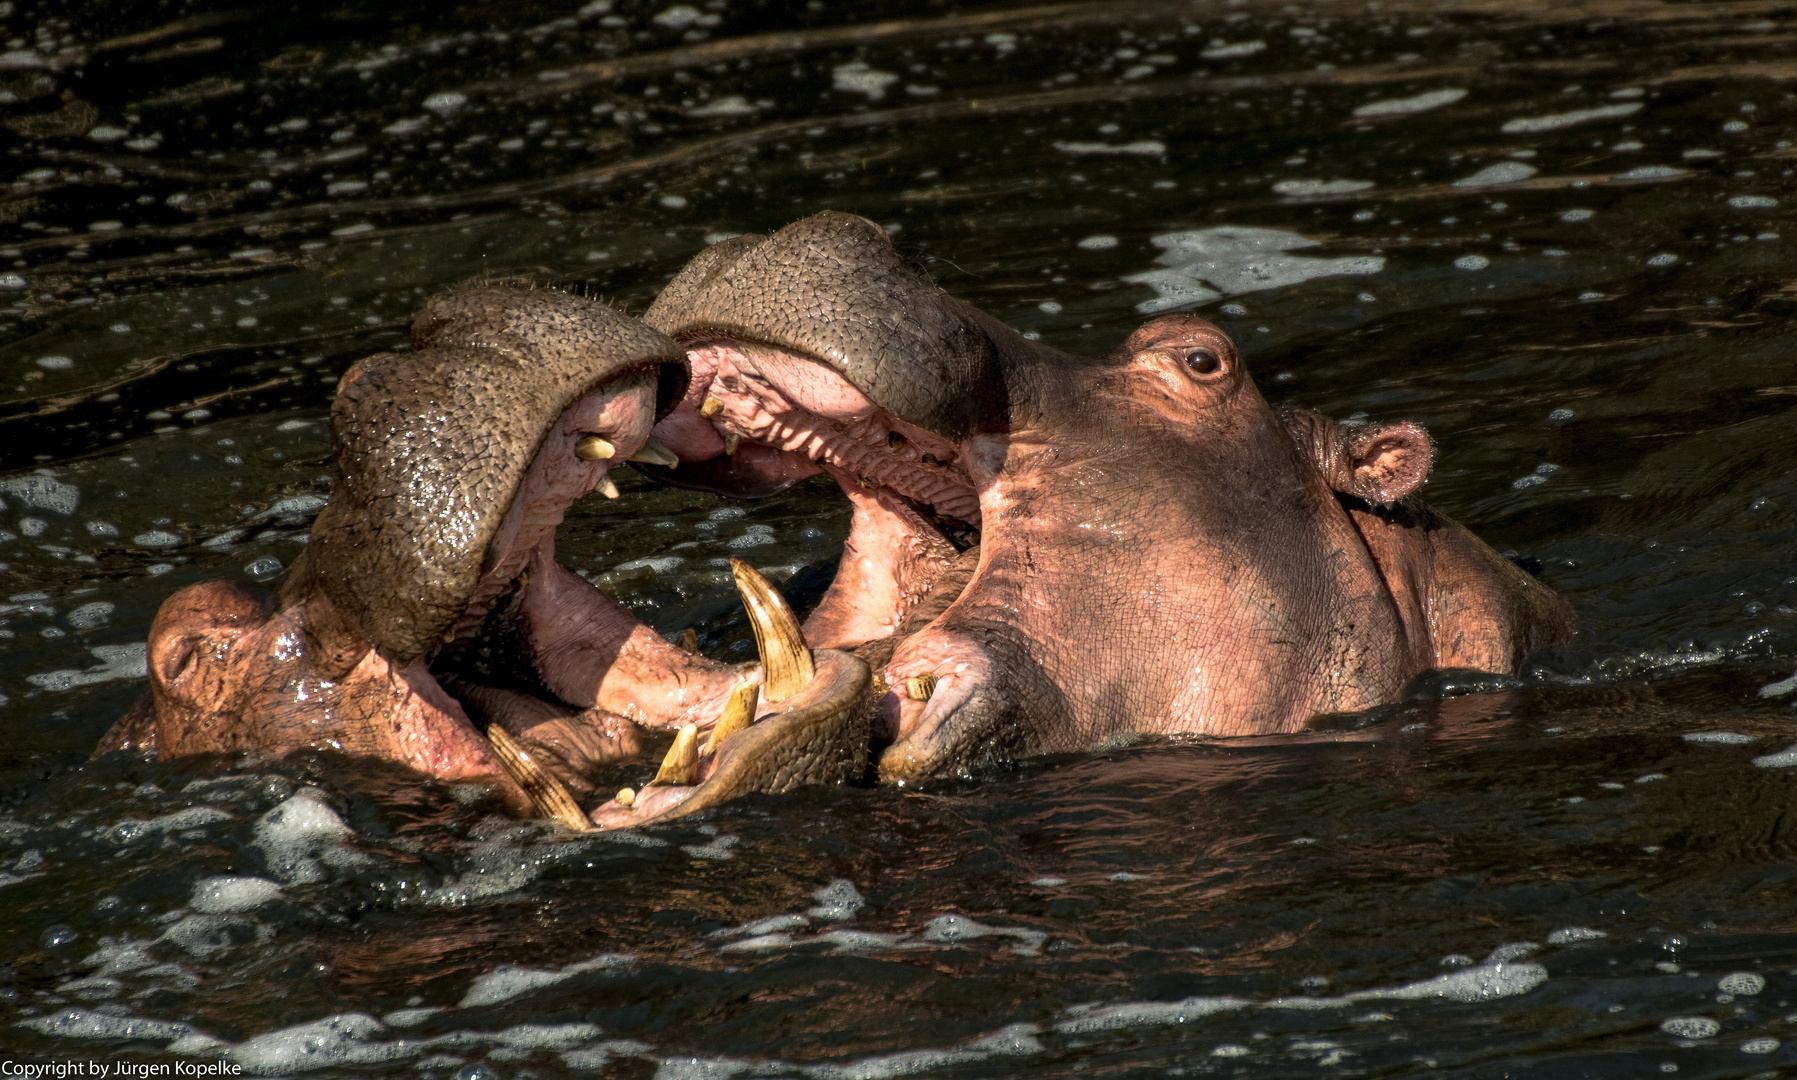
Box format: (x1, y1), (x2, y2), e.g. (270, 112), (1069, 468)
(1183, 347), (1223, 376)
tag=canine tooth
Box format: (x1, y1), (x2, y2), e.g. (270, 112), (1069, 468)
(905, 673), (938, 702)
(576, 435), (616, 461)
(654, 723), (700, 786)
(730, 558), (815, 703)
(702, 681), (759, 754)
(676, 628), (699, 654)
(700, 396), (724, 419)
(615, 787), (636, 807)
(628, 436), (679, 468)
(486, 724), (591, 831)
(598, 477), (621, 499)
(722, 433), (740, 456)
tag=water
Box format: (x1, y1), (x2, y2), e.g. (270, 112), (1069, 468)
(4, 0), (1797, 1074)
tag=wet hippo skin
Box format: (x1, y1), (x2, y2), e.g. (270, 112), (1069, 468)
(96, 285), (872, 826)
(640, 212), (1576, 784)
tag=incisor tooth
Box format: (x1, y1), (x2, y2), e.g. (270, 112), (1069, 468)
(702, 681), (759, 754)
(576, 435), (616, 461)
(699, 396), (724, 419)
(486, 725), (591, 831)
(654, 723), (700, 786)
(627, 436), (679, 468)
(730, 558), (815, 703)
(905, 673), (938, 702)
(722, 433), (740, 456)
(598, 477), (621, 499)
(676, 627), (699, 654)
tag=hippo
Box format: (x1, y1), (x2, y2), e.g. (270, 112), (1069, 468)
(97, 286), (872, 828)
(635, 212), (1575, 784)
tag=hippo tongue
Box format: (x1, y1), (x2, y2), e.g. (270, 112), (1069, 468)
(485, 558), (870, 831)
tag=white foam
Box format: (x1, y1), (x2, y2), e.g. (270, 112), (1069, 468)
(1684, 731), (1755, 745)
(1053, 140), (1166, 156)
(1660, 1016), (1719, 1039)
(1719, 971), (1766, 996)
(161, 913), (270, 958)
(1353, 88), (1467, 117)
(493, 1022), (603, 1049)
(1272, 179), (1374, 196)
(1126, 226), (1382, 314)
(808, 879), (865, 921)
(1742, 1037), (1781, 1054)
(1758, 668), (1797, 698)
(1349, 961), (1547, 1003)
(1501, 103), (1641, 133)
(920, 915), (1047, 956)
(65, 601), (115, 628)
(1546, 927), (1606, 945)
(0, 474), (81, 515)
(190, 875), (283, 913)
(459, 953), (633, 1007)
(1728, 195), (1777, 209)
(680, 834), (739, 860)
(109, 806), (233, 845)
(252, 789), (361, 885)
(18, 1008), (196, 1044)
(720, 932), (795, 953)
(1077, 235), (1118, 250)
(230, 1013), (411, 1071)
(27, 642), (147, 691)
(254, 494), (328, 521)
(84, 938), (159, 977)
(1056, 996), (1248, 1033)
(1456, 254), (1491, 271)
(832, 62), (899, 99)
(422, 91), (467, 117)
(381, 1007), (443, 1027)
(689, 95), (757, 118)
(1200, 40), (1264, 59)
(1616, 165), (1689, 180)
(815, 930), (909, 952)
(613, 556), (685, 574)
(1455, 162), (1538, 187)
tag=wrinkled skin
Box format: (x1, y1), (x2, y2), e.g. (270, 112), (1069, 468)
(641, 212), (1575, 783)
(95, 286), (848, 817)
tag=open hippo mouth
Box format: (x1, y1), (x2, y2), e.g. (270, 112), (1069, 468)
(108, 284), (872, 832)
(633, 216), (1018, 783)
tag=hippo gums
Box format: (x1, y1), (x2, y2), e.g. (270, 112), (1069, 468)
(96, 286), (872, 829)
(636, 212), (1575, 784)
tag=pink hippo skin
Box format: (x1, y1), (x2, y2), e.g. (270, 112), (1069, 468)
(638, 212), (1575, 784)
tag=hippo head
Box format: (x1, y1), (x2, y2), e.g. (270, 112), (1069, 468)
(109, 285), (872, 826)
(641, 212), (1562, 784)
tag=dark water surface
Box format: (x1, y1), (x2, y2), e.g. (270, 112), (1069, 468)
(3, 0), (1797, 1074)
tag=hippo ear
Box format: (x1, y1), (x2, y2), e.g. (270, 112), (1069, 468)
(1344, 421), (1433, 505)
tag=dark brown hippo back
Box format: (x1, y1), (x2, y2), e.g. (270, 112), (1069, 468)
(642, 212), (1007, 440)
(309, 286), (688, 665)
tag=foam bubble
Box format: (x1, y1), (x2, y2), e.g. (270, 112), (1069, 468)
(231, 1013), (409, 1071)
(1126, 225), (1382, 314)
(1056, 995), (1248, 1033)
(1352, 961), (1547, 1003)
(65, 601), (114, 629)
(1455, 162), (1537, 187)
(1353, 88), (1467, 117)
(1718, 972), (1766, 996)
(720, 933), (795, 953)
(1660, 1016), (1720, 1039)
(1053, 140), (1167, 156)
(1683, 731), (1755, 745)
(1728, 195), (1777, 209)
(191, 875), (283, 914)
(815, 929), (909, 952)
(808, 879), (866, 921)
(689, 96), (757, 118)
(1741, 1037), (1780, 1054)
(18, 1008), (195, 1044)
(921, 915), (1047, 956)
(28, 643), (148, 690)
(459, 953), (633, 1008)
(1078, 235), (1119, 250)
(252, 789), (358, 885)
(1200, 40), (1265, 58)
(0, 475), (81, 515)
(423, 92), (467, 117)
(1501, 103), (1641, 133)
(1272, 179), (1375, 196)
(1546, 927), (1606, 945)
(1455, 254), (1491, 271)
(1616, 165), (1689, 180)
(832, 62), (899, 99)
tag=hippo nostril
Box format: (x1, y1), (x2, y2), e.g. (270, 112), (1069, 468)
(576, 435), (616, 461)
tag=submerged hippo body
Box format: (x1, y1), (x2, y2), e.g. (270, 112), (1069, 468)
(639, 212), (1575, 782)
(99, 286), (872, 825)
